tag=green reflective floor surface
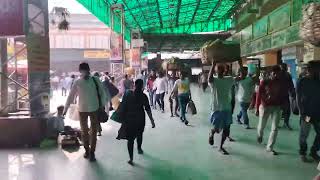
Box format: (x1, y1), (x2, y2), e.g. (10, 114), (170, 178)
(0, 85), (318, 180)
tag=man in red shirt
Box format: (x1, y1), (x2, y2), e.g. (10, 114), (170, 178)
(256, 65), (288, 155)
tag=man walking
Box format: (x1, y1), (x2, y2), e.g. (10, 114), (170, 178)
(208, 62), (235, 155)
(236, 67), (257, 129)
(297, 61), (320, 162)
(256, 65), (288, 155)
(64, 63), (107, 162)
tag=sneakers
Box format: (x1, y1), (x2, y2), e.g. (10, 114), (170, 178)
(310, 152), (320, 162)
(89, 152), (96, 162)
(138, 148), (144, 155)
(283, 123), (293, 130)
(228, 137), (236, 142)
(83, 151), (89, 159)
(301, 155), (313, 163)
(219, 148), (230, 155)
(209, 134), (214, 146)
(266, 149), (279, 156)
(236, 115), (243, 125)
(184, 120), (189, 125)
(128, 160), (134, 166)
(257, 136), (263, 144)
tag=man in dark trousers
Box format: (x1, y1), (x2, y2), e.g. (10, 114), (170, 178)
(297, 61), (320, 162)
(280, 63), (295, 130)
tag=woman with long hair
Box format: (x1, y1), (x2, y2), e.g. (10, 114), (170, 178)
(120, 79), (156, 165)
(173, 71), (191, 125)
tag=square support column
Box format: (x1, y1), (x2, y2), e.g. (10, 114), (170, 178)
(25, 0), (50, 117)
(0, 39), (8, 116)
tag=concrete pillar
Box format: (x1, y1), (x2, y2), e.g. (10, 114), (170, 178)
(0, 38), (8, 116)
(25, 0), (50, 117)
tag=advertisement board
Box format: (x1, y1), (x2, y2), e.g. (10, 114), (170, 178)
(110, 31), (123, 62)
(0, 0), (24, 36)
(130, 48), (141, 67)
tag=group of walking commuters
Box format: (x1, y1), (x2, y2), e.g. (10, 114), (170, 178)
(62, 59), (320, 165)
(207, 59), (320, 162)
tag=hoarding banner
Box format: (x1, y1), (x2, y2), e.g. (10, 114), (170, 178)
(0, 0), (24, 36)
(84, 50), (110, 59)
(110, 31), (123, 62)
(130, 48), (141, 67)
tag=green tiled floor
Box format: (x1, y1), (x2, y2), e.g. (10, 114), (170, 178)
(0, 85), (318, 180)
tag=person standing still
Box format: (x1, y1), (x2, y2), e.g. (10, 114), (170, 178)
(63, 63), (107, 162)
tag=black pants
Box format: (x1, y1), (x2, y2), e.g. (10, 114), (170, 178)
(282, 103), (291, 125)
(127, 132), (143, 161)
(202, 83), (208, 92)
(169, 96), (179, 115)
(299, 117), (320, 155)
(155, 92), (165, 111)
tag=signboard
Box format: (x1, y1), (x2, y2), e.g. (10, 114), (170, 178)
(241, 24), (301, 56)
(269, 3), (290, 33)
(141, 52), (148, 69)
(253, 16), (268, 39)
(27, 36), (50, 72)
(84, 50), (110, 59)
(0, 0), (24, 36)
(110, 31), (123, 62)
(130, 48), (141, 67)
(292, 0), (303, 23)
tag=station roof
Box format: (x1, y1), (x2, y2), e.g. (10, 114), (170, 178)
(77, 0), (244, 37)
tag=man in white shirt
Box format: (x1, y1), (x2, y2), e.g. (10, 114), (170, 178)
(63, 63), (107, 162)
(153, 71), (168, 112)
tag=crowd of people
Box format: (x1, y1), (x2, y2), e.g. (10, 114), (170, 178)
(52, 60), (320, 171)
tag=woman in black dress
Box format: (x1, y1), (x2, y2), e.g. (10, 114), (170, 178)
(120, 79), (155, 165)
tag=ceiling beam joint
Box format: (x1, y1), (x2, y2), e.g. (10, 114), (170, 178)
(176, 0), (182, 27)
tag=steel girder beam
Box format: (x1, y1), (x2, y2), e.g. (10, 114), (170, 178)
(117, 0), (143, 31)
(190, 0), (201, 25)
(156, 0), (163, 28)
(175, 0), (182, 27)
(207, 0), (222, 21)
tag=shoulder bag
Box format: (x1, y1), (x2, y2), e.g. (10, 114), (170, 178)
(92, 77), (109, 123)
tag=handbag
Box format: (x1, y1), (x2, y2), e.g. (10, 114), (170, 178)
(67, 104), (80, 121)
(104, 80), (119, 98)
(110, 110), (122, 123)
(187, 100), (197, 115)
(92, 77), (109, 123)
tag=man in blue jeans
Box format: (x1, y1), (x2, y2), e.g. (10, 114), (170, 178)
(236, 67), (257, 129)
(297, 61), (320, 163)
